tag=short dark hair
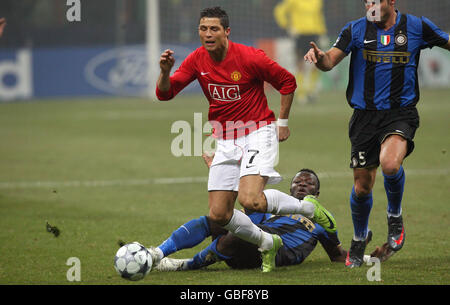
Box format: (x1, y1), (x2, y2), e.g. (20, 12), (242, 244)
(199, 7), (230, 30)
(295, 168), (320, 192)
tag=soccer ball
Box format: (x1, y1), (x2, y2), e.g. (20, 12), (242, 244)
(114, 242), (153, 281)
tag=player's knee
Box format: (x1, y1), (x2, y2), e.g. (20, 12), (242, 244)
(237, 193), (265, 212)
(208, 210), (232, 226)
(380, 160), (401, 176)
(206, 216), (228, 239)
(354, 183), (372, 198)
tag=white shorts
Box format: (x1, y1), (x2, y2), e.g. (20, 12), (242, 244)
(207, 123), (282, 191)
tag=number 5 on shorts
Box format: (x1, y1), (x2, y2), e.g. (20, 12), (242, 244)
(358, 151), (367, 166)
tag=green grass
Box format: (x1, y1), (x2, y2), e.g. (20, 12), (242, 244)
(0, 89), (449, 285)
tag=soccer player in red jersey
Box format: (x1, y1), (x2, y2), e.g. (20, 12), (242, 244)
(155, 7), (336, 272)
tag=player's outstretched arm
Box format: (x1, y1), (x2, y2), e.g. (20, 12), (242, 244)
(328, 245), (348, 263)
(157, 49), (175, 92)
(304, 42), (346, 72)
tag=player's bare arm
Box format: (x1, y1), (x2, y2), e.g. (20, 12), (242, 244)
(0, 18), (6, 37)
(157, 49), (175, 92)
(328, 245), (348, 263)
(277, 92), (294, 142)
(304, 42), (346, 72)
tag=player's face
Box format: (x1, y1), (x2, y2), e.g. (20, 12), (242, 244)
(290, 172), (319, 200)
(198, 17), (230, 55)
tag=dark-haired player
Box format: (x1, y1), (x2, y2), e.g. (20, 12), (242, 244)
(304, 0), (450, 267)
(156, 6), (335, 272)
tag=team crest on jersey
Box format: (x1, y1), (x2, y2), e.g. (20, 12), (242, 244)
(230, 71), (242, 82)
(395, 34), (407, 46)
(380, 35), (391, 46)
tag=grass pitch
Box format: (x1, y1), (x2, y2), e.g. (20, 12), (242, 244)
(0, 89), (449, 285)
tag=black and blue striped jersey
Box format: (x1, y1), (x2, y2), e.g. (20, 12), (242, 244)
(334, 11), (449, 110)
(248, 212), (341, 266)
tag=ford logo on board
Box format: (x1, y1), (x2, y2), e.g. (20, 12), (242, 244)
(84, 45), (194, 96)
(85, 47), (149, 96)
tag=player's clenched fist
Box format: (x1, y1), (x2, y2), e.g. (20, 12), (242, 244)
(304, 42), (325, 64)
(160, 49), (175, 73)
(277, 126), (290, 142)
(158, 49), (176, 92)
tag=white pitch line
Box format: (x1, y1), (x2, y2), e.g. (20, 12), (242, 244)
(317, 168), (450, 178)
(0, 168), (448, 189)
(0, 177), (209, 189)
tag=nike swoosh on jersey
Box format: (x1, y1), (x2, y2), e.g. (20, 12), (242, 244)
(364, 39), (377, 44)
(201, 72), (210, 75)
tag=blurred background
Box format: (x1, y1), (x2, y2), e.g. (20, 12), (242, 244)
(0, 0), (449, 102)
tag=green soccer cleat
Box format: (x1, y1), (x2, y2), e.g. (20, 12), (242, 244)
(260, 234), (283, 273)
(303, 195), (337, 233)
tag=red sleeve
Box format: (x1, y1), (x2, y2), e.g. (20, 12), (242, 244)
(155, 52), (197, 101)
(251, 49), (297, 95)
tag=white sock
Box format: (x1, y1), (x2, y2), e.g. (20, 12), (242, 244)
(353, 233), (368, 242)
(223, 209), (273, 251)
(264, 189), (315, 218)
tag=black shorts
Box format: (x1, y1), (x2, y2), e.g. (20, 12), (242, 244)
(349, 106), (420, 168)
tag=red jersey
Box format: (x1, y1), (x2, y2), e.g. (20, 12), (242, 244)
(156, 40), (297, 139)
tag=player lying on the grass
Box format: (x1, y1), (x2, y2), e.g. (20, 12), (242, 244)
(145, 155), (393, 271)
(151, 167), (350, 271)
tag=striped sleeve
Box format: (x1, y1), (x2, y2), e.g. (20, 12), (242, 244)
(421, 17), (449, 48)
(333, 22), (353, 54)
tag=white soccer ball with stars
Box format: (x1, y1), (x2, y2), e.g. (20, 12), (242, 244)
(114, 242), (153, 281)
